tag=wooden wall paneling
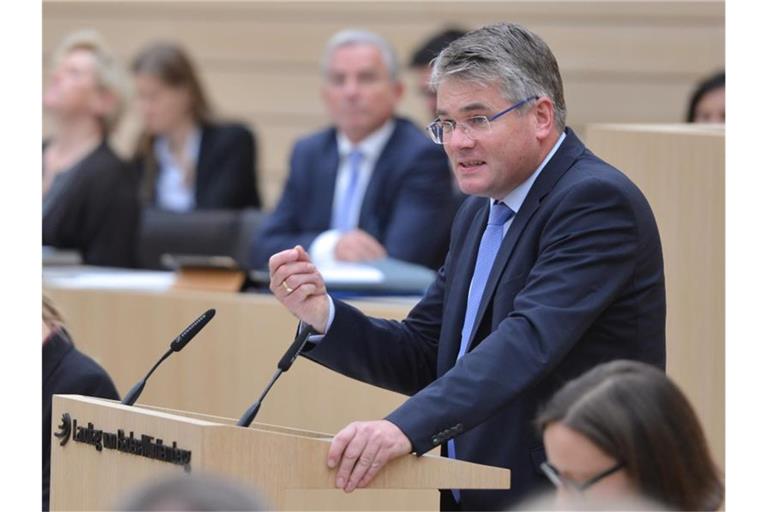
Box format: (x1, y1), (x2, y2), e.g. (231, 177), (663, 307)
(43, 1), (724, 209)
(584, 123), (725, 470)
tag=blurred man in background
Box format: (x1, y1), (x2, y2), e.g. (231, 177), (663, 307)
(251, 29), (456, 270)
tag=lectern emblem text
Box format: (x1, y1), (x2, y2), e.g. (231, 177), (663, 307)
(55, 411), (192, 471)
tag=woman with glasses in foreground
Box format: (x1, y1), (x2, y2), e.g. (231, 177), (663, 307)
(536, 360), (723, 510)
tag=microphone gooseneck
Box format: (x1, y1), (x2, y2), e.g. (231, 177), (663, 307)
(237, 323), (316, 427)
(121, 309), (216, 406)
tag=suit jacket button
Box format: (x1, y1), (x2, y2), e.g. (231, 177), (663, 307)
(432, 436), (440, 445)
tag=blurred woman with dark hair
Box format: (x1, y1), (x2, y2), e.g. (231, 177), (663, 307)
(43, 30), (139, 267)
(536, 360), (723, 511)
(132, 42), (261, 211)
(686, 70), (725, 123)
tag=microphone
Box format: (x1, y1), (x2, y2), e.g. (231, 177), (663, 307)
(121, 309), (216, 406)
(237, 323), (316, 427)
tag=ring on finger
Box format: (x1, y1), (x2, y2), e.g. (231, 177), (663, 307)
(281, 281), (294, 294)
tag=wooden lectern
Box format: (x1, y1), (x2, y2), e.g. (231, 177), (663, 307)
(50, 395), (510, 510)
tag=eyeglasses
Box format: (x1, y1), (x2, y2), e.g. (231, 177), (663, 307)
(540, 461), (625, 493)
(426, 96), (539, 144)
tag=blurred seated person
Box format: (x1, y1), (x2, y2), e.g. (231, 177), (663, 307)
(537, 360), (724, 511)
(686, 70), (725, 123)
(43, 30), (139, 268)
(409, 27), (467, 118)
(116, 472), (269, 511)
(132, 42), (261, 211)
(250, 30), (456, 271)
(43, 295), (119, 511)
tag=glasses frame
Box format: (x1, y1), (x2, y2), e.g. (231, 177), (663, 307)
(539, 460), (625, 493)
(426, 95), (539, 144)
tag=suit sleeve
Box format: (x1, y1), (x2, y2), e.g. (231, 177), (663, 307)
(386, 177), (643, 454)
(381, 145), (455, 269)
(303, 250), (454, 395)
(249, 143), (325, 268)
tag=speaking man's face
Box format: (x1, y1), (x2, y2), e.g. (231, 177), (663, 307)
(436, 78), (544, 200)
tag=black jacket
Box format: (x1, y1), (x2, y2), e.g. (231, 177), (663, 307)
(42, 329), (119, 511)
(135, 122), (261, 210)
(43, 140), (140, 267)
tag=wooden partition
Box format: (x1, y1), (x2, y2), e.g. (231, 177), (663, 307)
(51, 395), (509, 510)
(43, 1), (724, 208)
(585, 123), (725, 469)
(44, 284), (418, 436)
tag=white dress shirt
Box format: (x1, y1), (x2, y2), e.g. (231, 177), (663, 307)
(309, 119), (396, 264)
(154, 128), (202, 212)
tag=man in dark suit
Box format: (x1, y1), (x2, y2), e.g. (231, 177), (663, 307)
(267, 23), (665, 510)
(250, 30), (456, 270)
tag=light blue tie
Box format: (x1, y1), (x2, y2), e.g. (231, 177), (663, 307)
(333, 149), (364, 232)
(448, 201), (515, 503)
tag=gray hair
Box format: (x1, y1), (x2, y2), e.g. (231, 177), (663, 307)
(321, 29), (399, 81)
(431, 23), (566, 130)
(51, 29), (128, 133)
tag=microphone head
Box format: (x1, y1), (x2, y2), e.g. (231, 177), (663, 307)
(170, 308), (216, 352)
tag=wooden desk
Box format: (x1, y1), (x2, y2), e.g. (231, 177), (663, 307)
(45, 283), (416, 435)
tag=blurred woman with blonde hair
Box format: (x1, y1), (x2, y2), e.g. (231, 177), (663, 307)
(43, 29), (139, 267)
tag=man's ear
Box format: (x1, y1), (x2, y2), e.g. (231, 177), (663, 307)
(391, 79), (405, 102)
(532, 96), (556, 140)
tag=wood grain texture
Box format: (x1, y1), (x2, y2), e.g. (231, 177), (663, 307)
(50, 395), (508, 510)
(585, 123), (725, 470)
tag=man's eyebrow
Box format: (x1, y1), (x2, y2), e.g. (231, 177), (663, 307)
(435, 102), (491, 117)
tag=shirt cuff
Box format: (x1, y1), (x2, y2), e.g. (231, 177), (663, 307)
(309, 230), (342, 265)
(306, 294), (335, 344)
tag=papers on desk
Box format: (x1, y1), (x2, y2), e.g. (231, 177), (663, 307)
(261, 257), (436, 295)
(43, 267), (175, 291)
(317, 258), (435, 295)
(316, 261), (385, 284)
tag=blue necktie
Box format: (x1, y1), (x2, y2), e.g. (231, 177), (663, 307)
(448, 201), (515, 503)
(333, 149), (364, 232)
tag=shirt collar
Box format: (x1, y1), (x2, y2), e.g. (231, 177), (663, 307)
(154, 127), (203, 167)
(337, 119), (396, 162)
(498, 130), (567, 213)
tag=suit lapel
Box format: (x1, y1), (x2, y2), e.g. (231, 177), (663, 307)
(443, 201), (489, 363)
(316, 132), (341, 227)
(195, 125), (213, 203)
(357, 122), (400, 234)
(466, 129), (584, 349)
